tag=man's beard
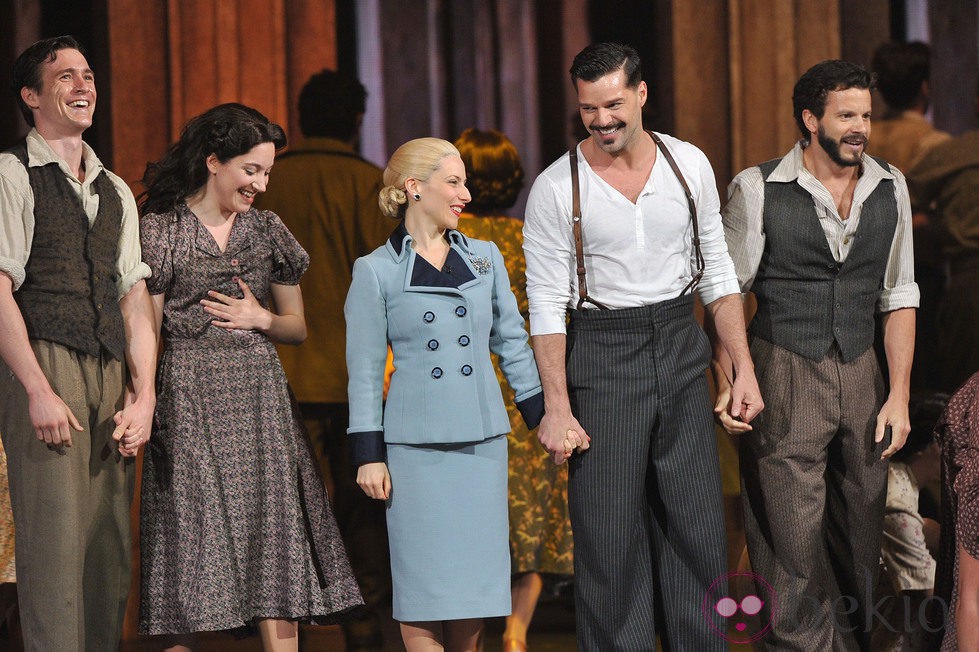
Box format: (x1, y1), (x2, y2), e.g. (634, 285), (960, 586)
(817, 125), (866, 167)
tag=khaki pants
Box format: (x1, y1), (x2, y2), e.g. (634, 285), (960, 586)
(0, 340), (134, 651)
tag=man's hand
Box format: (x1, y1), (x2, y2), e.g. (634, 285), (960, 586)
(729, 368), (764, 425)
(876, 394), (911, 460)
(28, 388), (83, 448)
(538, 410), (590, 465)
(357, 462), (392, 500)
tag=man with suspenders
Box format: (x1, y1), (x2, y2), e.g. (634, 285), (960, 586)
(523, 42), (762, 650)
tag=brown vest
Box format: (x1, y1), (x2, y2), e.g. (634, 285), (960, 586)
(10, 141), (126, 360)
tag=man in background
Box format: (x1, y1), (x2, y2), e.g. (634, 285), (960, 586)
(870, 41), (950, 390)
(908, 84), (979, 393)
(869, 41), (949, 173)
(256, 68), (392, 651)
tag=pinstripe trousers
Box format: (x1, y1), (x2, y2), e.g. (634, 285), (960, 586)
(740, 337), (887, 651)
(566, 295), (728, 651)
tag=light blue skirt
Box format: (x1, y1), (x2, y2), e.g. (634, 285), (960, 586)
(385, 434), (510, 621)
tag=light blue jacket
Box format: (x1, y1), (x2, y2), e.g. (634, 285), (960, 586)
(345, 224), (543, 463)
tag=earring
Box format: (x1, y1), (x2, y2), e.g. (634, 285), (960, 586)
(413, 193), (421, 201)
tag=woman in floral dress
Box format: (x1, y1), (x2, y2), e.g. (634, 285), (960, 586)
(455, 129), (573, 652)
(137, 103), (362, 650)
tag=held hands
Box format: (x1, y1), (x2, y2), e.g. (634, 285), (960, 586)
(712, 362), (764, 436)
(876, 394), (911, 460)
(537, 411), (590, 465)
(357, 462), (392, 500)
(29, 388), (83, 450)
(201, 277), (272, 332)
(112, 386), (155, 457)
(713, 385), (752, 435)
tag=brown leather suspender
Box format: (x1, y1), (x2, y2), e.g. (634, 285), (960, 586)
(568, 130), (706, 310)
(569, 149), (610, 310)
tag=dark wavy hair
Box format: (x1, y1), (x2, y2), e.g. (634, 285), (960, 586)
(11, 35), (85, 127)
(299, 68), (367, 140)
(139, 103), (286, 215)
(453, 128), (524, 214)
(792, 60), (875, 142)
(570, 42), (642, 89)
(872, 41), (931, 112)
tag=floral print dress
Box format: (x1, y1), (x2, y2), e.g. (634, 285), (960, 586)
(138, 204), (362, 635)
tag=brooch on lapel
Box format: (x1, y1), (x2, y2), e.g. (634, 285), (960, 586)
(469, 255), (492, 275)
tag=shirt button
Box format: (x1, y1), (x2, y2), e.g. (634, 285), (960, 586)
(423, 311), (435, 323)
(458, 335), (470, 347)
(431, 367), (443, 379)
(231, 258), (239, 266)
(461, 365), (473, 376)
(428, 339), (439, 351)
(455, 305), (467, 317)
(842, 238), (850, 245)
(96, 303), (103, 310)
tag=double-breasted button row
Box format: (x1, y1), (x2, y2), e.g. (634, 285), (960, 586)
(423, 306), (468, 323)
(426, 335), (472, 351)
(430, 365), (476, 379)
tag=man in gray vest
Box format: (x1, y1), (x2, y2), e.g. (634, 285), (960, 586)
(0, 35), (157, 650)
(719, 60), (918, 650)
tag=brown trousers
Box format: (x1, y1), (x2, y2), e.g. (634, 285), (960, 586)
(740, 338), (888, 652)
(0, 340), (134, 651)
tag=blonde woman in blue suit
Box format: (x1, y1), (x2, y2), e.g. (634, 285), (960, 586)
(345, 138), (557, 651)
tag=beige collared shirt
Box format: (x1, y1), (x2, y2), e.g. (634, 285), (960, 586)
(722, 141), (919, 313)
(0, 128), (149, 297)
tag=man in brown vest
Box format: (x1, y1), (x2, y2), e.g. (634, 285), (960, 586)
(719, 60), (918, 650)
(0, 35), (157, 650)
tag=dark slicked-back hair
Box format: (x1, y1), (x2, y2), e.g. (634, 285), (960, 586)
(570, 42), (642, 89)
(139, 103), (287, 215)
(298, 68), (367, 140)
(11, 35), (85, 127)
(792, 60), (875, 141)
(871, 41), (931, 111)
(454, 128), (525, 214)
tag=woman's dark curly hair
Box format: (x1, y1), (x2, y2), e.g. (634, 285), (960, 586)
(139, 103), (286, 215)
(453, 128), (524, 214)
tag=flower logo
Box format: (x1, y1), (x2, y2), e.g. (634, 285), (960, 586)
(702, 570), (777, 644)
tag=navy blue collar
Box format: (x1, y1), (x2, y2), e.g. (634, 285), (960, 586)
(387, 221), (471, 257)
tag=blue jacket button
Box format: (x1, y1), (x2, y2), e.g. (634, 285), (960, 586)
(431, 367), (443, 379)
(461, 365), (473, 376)
(423, 311), (435, 323)
(455, 305), (467, 317)
(458, 335), (470, 346)
(428, 339), (439, 350)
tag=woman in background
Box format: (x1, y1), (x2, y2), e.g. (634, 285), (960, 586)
(346, 137), (554, 651)
(454, 128), (573, 652)
(138, 103), (362, 651)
